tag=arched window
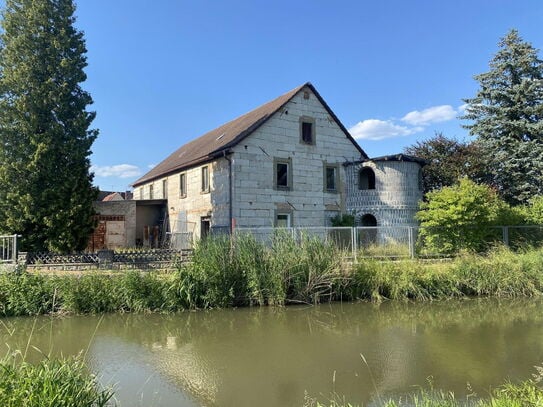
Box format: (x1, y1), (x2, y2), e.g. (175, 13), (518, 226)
(360, 214), (377, 227)
(358, 167), (376, 190)
(359, 214), (377, 246)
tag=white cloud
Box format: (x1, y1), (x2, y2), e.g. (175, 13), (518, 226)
(91, 164), (142, 178)
(349, 119), (422, 141)
(401, 105), (457, 126)
(457, 103), (469, 114)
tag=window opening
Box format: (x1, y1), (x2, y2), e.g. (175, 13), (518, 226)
(359, 167), (376, 190)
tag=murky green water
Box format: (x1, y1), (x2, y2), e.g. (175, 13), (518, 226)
(1, 298), (543, 406)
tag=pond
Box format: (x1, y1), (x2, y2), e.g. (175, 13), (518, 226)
(1, 298), (543, 406)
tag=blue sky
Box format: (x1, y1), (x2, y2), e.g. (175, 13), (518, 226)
(70, 0), (543, 191)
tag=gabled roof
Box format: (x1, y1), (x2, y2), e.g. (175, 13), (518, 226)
(133, 82), (367, 187)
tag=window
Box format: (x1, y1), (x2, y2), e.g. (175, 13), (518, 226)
(276, 213), (291, 228)
(418, 168), (424, 191)
(299, 117), (315, 145)
(359, 167), (376, 190)
(149, 184), (154, 199)
(162, 179), (168, 199)
(324, 164), (338, 192)
(201, 166), (209, 193)
(179, 173), (187, 198)
(138, 188), (143, 200)
(274, 157), (292, 190)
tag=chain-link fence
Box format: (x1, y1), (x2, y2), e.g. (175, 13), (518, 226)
(234, 225), (543, 259)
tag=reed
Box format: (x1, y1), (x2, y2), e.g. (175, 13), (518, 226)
(0, 353), (113, 407)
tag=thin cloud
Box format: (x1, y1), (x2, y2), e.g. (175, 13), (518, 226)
(91, 164), (142, 178)
(349, 119), (421, 141)
(401, 105), (457, 126)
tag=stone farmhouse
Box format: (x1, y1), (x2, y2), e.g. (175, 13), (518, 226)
(132, 83), (424, 239)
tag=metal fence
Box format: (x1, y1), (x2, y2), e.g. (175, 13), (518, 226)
(234, 225), (543, 259)
(0, 235), (18, 264)
(166, 232), (194, 251)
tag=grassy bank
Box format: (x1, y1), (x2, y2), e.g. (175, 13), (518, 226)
(1, 235), (543, 316)
(309, 380), (543, 406)
(0, 354), (113, 407)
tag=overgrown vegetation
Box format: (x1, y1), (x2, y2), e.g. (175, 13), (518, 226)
(307, 380), (543, 406)
(2, 236), (543, 315)
(0, 354), (113, 407)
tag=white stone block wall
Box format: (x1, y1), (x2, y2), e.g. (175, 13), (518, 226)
(230, 89), (362, 228)
(345, 160), (423, 226)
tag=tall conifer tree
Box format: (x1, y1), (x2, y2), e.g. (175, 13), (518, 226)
(463, 29), (543, 205)
(0, 0), (97, 252)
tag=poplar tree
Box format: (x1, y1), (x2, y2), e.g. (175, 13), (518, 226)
(462, 29), (543, 205)
(0, 0), (98, 252)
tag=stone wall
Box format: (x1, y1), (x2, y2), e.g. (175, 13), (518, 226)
(345, 160), (423, 226)
(230, 88), (362, 227)
(134, 159), (230, 238)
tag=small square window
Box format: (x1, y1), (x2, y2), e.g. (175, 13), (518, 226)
(201, 166), (209, 193)
(276, 213), (291, 228)
(179, 173), (187, 198)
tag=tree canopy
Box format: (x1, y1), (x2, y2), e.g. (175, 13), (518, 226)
(0, 0), (97, 252)
(462, 29), (543, 205)
(404, 132), (488, 194)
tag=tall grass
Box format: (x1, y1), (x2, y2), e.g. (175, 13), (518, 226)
(174, 231), (345, 308)
(2, 240), (543, 316)
(307, 380), (543, 406)
(0, 353), (113, 407)
(349, 247), (543, 302)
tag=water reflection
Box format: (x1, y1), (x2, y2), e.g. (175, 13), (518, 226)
(1, 298), (542, 406)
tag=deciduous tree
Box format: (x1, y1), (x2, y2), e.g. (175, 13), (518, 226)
(404, 132), (488, 194)
(0, 0), (97, 252)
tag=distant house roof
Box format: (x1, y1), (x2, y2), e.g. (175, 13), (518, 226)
(133, 82), (367, 187)
(97, 191), (133, 201)
(102, 192), (124, 202)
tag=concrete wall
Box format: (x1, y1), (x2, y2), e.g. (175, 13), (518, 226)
(345, 160), (423, 226)
(93, 201), (137, 246)
(230, 87), (362, 227)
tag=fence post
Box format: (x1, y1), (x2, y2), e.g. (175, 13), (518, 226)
(13, 234), (18, 264)
(408, 227), (415, 259)
(352, 227), (357, 263)
(502, 226), (509, 247)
